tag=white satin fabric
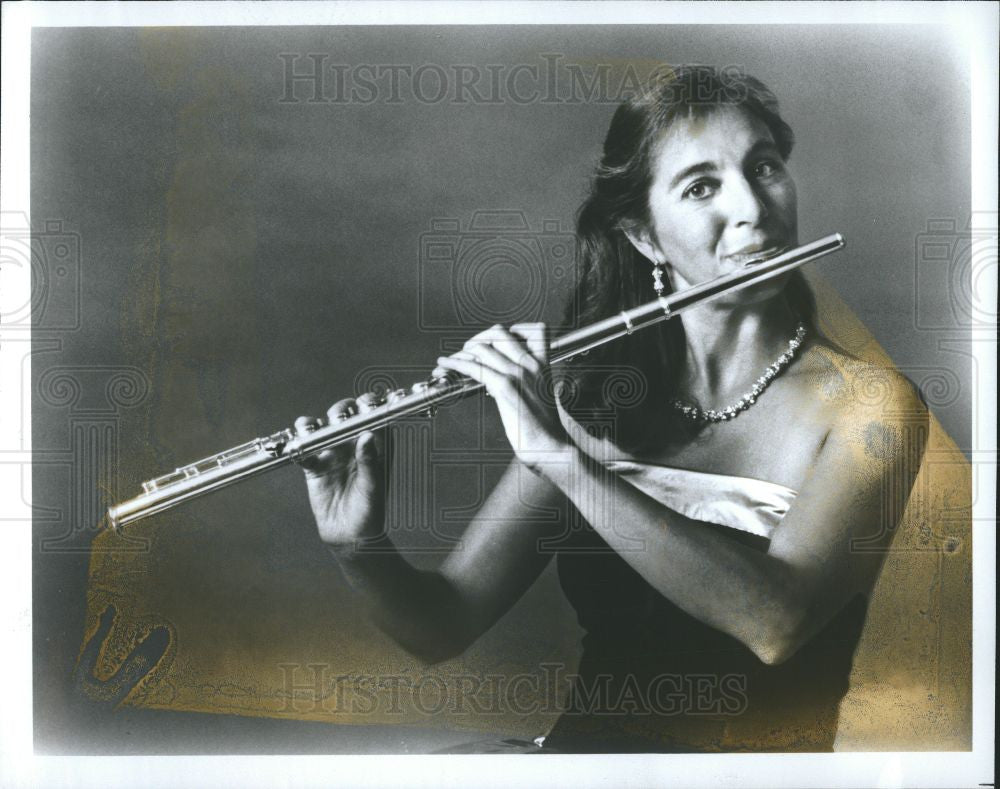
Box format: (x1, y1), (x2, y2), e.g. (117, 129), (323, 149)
(554, 399), (797, 538)
(605, 460), (797, 539)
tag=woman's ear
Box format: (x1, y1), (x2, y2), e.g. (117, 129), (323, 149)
(622, 225), (663, 265)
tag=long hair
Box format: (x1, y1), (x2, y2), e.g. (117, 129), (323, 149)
(557, 65), (817, 452)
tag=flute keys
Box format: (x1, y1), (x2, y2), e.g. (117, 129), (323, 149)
(262, 428), (295, 458)
(387, 388), (409, 403)
(295, 421), (320, 436)
(431, 371), (459, 387)
(410, 380), (437, 417)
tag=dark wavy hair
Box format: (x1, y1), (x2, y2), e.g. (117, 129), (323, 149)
(557, 65), (817, 451)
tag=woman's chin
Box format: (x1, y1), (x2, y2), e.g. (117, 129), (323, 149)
(711, 275), (789, 308)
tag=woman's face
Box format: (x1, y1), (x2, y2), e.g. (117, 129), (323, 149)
(632, 105), (798, 293)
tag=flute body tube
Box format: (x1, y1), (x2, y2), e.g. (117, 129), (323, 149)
(108, 233), (845, 528)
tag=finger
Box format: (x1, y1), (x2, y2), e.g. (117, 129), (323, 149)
(323, 399), (361, 460)
(326, 398), (359, 423)
(325, 398), (363, 456)
(457, 341), (522, 379)
(295, 415), (322, 432)
(356, 393), (377, 411)
(466, 324), (510, 346)
(465, 325), (525, 362)
(510, 322), (555, 404)
(353, 429), (387, 498)
(293, 414), (338, 475)
(510, 322), (549, 365)
(358, 392), (398, 456)
(295, 401), (355, 476)
(436, 354), (516, 402)
(487, 325), (541, 374)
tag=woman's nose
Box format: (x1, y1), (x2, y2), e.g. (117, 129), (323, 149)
(725, 176), (769, 227)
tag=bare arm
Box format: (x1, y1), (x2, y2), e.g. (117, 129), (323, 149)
(532, 372), (928, 664)
(299, 393), (567, 664)
(312, 322), (926, 669)
(331, 459), (566, 664)
(436, 326), (929, 666)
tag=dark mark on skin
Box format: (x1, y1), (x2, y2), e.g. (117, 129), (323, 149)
(809, 348), (848, 399)
(863, 421), (898, 461)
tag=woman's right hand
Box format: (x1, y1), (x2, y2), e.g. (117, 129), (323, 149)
(295, 396), (390, 549)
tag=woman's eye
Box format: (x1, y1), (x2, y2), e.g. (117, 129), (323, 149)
(683, 180), (716, 200)
(753, 159), (781, 178)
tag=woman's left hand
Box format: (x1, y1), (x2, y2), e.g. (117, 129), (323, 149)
(432, 322), (571, 473)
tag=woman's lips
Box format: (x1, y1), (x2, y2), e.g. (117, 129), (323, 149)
(728, 245), (790, 267)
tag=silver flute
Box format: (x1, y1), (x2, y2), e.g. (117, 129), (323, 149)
(108, 233), (845, 528)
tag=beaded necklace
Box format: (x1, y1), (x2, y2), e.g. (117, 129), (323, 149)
(670, 322), (807, 423)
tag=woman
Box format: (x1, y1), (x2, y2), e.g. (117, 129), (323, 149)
(296, 66), (927, 752)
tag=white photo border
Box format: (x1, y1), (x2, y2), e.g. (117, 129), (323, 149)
(1, 2), (995, 787)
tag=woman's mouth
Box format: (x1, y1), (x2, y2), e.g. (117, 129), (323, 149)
(727, 245), (791, 267)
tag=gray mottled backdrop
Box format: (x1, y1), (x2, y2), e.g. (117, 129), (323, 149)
(30, 26), (972, 752)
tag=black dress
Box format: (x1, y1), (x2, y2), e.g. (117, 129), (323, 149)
(541, 461), (869, 753)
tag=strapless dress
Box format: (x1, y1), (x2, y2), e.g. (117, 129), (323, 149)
(540, 460), (868, 753)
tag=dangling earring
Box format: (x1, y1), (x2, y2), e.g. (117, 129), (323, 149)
(652, 262), (665, 297)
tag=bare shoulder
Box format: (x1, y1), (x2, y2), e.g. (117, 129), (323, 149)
(797, 339), (928, 455)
